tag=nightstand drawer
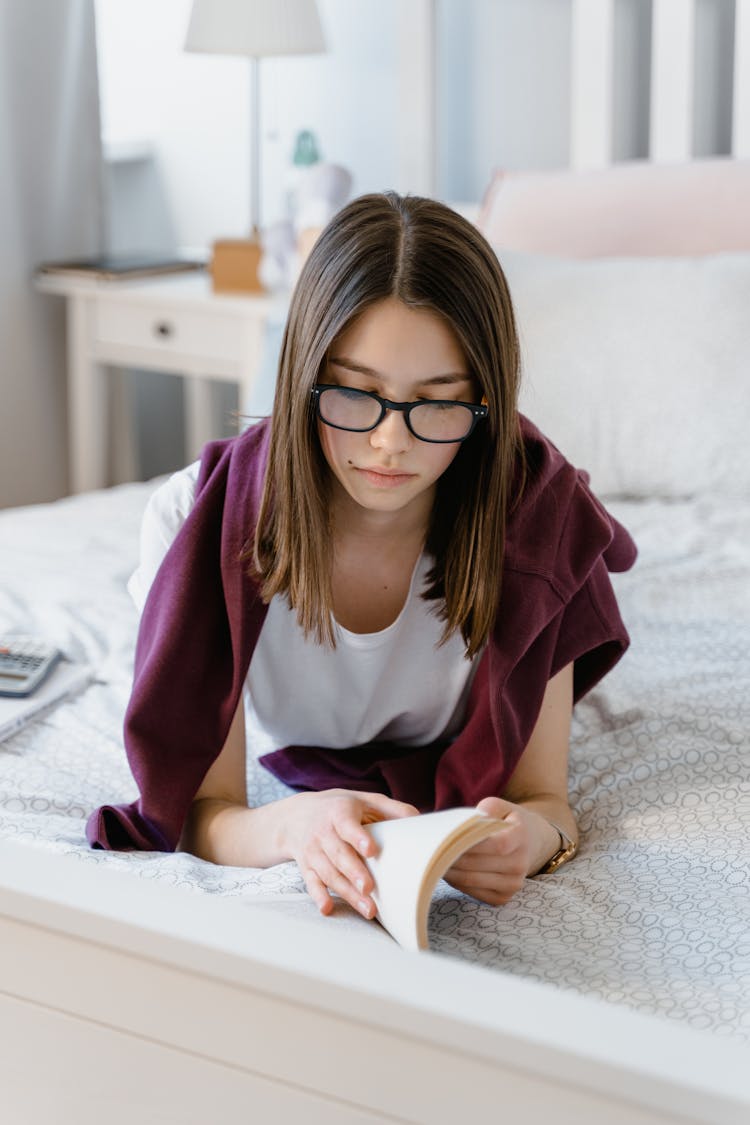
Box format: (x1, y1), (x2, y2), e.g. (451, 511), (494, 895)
(94, 300), (245, 364)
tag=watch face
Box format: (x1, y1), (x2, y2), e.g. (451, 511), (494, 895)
(537, 833), (578, 875)
(554, 841), (577, 868)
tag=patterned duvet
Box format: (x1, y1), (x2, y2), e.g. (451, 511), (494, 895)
(0, 480), (747, 1042)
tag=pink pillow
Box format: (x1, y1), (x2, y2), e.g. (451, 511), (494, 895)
(478, 158), (750, 257)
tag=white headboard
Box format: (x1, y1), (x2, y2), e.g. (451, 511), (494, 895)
(398, 0), (750, 195)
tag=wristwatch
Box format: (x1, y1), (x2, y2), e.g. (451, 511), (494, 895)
(536, 821), (578, 875)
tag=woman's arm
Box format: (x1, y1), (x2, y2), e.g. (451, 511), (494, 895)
(178, 698), (289, 868)
(444, 660), (578, 904)
(500, 657), (578, 868)
(178, 701), (418, 918)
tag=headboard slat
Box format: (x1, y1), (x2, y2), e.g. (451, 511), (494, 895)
(397, 0), (436, 196)
(397, 0), (741, 199)
(733, 0), (750, 157)
(570, 0), (615, 169)
(649, 0), (696, 161)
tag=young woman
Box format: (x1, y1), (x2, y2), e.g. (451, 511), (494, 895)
(87, 192), (636, 924)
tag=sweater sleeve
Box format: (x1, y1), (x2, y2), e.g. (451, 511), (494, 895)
(547, 469), (637, 700)
(86, 451), (241, 852)
(86, 424), (271, 852)
(431, 464), (638, 809)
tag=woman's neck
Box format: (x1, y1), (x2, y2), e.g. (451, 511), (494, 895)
(328, 484), (432, 633)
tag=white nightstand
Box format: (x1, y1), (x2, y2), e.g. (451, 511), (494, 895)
(37, 270), (285, 493)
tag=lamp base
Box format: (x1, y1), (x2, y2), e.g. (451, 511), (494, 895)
(210, 237), (264, 294)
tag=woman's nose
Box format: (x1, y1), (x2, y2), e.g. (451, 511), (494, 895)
(369, 408), (413, 454)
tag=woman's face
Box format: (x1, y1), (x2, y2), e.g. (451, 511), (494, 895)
(317, 297), (475, 525)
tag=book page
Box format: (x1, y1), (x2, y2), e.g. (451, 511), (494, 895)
(363, 808), (505, 951)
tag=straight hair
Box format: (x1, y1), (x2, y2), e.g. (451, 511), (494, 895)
(247, 192), (526, 658)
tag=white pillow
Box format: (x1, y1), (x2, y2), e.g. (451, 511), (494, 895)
(499, 251), (750, 499)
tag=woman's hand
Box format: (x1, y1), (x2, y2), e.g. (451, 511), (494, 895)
(443, 796), (561, 906)
(445, 662), (578, 907)
(279, 788), (419, 920)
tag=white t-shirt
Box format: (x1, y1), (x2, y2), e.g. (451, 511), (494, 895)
(129, 464), (479, 756)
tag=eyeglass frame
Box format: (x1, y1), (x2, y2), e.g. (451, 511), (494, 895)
(310, 384), (489, 444)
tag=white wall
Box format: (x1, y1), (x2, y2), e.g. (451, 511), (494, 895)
(97, 0), (737, 255)
(96, 0), (402, 252)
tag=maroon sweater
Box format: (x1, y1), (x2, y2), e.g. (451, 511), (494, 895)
(86, 415), (637, 851)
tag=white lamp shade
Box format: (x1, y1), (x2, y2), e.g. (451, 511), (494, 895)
(185, 0), (326, 59)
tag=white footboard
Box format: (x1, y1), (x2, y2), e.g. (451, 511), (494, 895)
(0, 839), (747, 1125)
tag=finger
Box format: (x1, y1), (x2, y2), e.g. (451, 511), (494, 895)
(463, 884), (521, 906)
(448, 825), (518, 863)
(445, 846), (523, 873)
(336, 816), (381, 860)
(476, 796), (516, 819)
(460, 827), (518, 855)
(337, 799), (419, 860)
(444, 864), (526, 889)
(302, 868), (335, 916)
(444, 873), (523, 905)
(321, 832), (375, 896)
(312, 851), (376, 920)
(355, 791), (420, 820)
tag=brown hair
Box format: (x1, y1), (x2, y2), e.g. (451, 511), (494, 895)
(248, 191), (525, 657)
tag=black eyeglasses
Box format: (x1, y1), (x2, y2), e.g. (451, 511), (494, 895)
(311, 384), (488, 444)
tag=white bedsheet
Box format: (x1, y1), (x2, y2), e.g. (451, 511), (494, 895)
(0, 481), (748, 1042)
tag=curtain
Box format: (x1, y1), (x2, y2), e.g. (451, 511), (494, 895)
(0, 0), (103, 508)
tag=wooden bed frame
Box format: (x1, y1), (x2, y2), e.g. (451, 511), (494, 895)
(2, 3), (749, 1121)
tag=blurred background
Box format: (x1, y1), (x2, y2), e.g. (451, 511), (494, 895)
(0, 0), (738, 508)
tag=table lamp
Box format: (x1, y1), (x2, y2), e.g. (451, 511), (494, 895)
(185, 0), (326, 292)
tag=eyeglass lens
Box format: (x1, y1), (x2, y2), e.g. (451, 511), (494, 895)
(318, 387), (476, 442)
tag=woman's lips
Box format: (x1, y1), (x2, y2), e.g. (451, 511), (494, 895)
(356, 467), (416, 488)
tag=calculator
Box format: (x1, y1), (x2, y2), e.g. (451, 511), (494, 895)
(0, 637), (61, 697)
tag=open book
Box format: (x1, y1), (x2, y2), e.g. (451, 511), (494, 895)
(362, 807), (505, 951)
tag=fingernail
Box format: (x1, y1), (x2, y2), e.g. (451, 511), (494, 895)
(359, 899), (372, 917)
(359, 837), (370, 851)
(356, 877), (365, 893)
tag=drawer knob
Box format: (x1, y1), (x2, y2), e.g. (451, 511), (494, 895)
(154, 320), (174, 339)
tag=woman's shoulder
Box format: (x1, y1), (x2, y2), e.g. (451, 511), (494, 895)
(128, 420), (273, 612)
(139, 417), (271, 565)
(127, 461), (201, 611)
(141, 460), (201, 542)
(140, 412), (270, 536)
(194, 417), (272, 500)
(505, 414), (637, 597)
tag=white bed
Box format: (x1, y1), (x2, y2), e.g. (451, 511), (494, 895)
(1, 2), (749, 1122)
(1, 459), (749, 1121)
